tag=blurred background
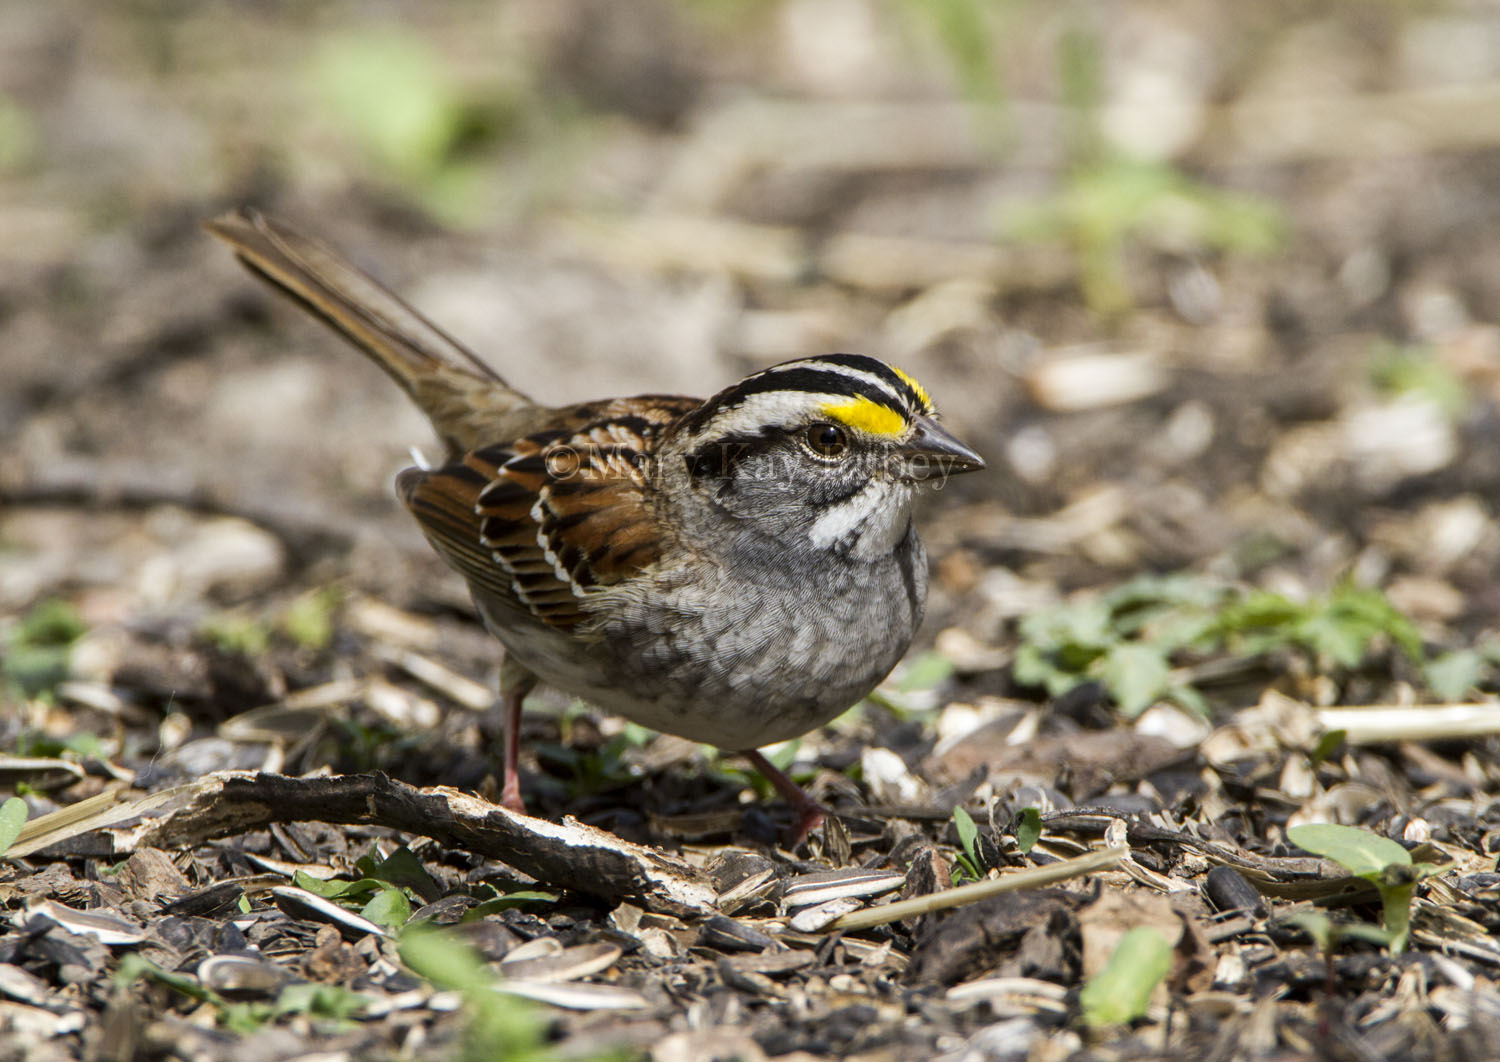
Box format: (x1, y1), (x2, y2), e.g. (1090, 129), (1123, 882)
(4, 0), (1500, 741)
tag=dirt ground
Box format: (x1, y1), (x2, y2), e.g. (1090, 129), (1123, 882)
(5, 2), (1500, 1060)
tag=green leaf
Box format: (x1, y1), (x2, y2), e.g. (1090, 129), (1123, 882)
(1214, 589), (1305, 634)
(1019, 597), (1115, 654)
(1371, 342), (1469, 419)
(1425, 649), (1485, 701)
(293, 870), (364, 900)
(362, 845), (441, 905)
(274, 982), (370, 1022)
(1329, 583), (1424, 664)
(15, 599), (87, 647)
(1338, 921), (1399, 948)
(2, 645), (72, 698)
(1097, 642), (1171, 717)
(1079, 927), (1173, 1027)
(1296, 611), (1368, 669)
(1288, 830), (1440, 955)
(1285, 911), (1334, 952)
(115, 954), (217, 1004)
(314, 30), (459, 177)
(0, 92), (36, 173)
(1015, 806), (1042, 855)
(462, 891), (558, 921)
(401, 925), (489, 992)
(0, 797), (27, 857)
(1165, 682), (1210, 718)
(199, 612), (272, 656)
(400, 925), (549, 1061)
(898, 651), (956, 693)
(280, 587), (341, 651)
(362, 884), (412, 929)
(900, 0), (1004, 108)
(1289, 911), (1393, 951)
(220, 1001), (271, 1035)
(1009, 643), (1065, 693)
(1287, 823), (1411, 878)
(952, 806), (980, 866)
(1308, 729), (1347, 767)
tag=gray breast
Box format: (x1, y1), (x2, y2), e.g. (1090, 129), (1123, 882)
(566, 526), (929, 748)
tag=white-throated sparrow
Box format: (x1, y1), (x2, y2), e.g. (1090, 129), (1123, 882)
(207, 209), (984, 841)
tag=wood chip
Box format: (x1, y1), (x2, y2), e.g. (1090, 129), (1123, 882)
(498, 980), (649, 1011)
(270, 887), (388, 940)
(16, 901), (146, 947)
(498, 942), (621, 983)
(782, 869), (907, 910)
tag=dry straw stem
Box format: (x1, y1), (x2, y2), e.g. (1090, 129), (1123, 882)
(824, 846), (1129, 932)
(1316, 704), (1500, 746)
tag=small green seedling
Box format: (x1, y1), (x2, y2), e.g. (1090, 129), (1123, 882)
(3, 599), (87, 699)
(400, 925), (549, 1062)
(290, 845), (444, 931)
(898, 651), (957, 694)
(1370, 341), (1469, 420)
(1014, 806), (1042, 855)
(1284, 908), (1397, 999)
(463, 888), (559, 921)
(1284, 910), (1394, 954)
(1012, 574), (1446, 720)
(1286, 823), (1439, 955)
(199, 611), (273, 656)
(951, 806), (984, 883)
(357, 845), (442, 905)
(1079, 926), (1173, 1027)
(294, 869), (413, 930)
(280, 587), (343, 651)
(115, 954), (369, 1034)
(1307, 729), (1347, 769)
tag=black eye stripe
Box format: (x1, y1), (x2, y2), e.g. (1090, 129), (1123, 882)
(684, 430), (770, 478)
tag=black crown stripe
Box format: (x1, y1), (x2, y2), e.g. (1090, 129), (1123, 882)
(681, 366), (908, 435)
(816, 353), (931, 413)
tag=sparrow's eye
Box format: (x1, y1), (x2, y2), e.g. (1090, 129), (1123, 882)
(805, 422), (848, 458)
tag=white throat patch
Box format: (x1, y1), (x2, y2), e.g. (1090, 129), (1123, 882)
(807, 479), (913, 557)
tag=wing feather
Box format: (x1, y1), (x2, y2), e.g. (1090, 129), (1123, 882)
(396, 397), (698, 629)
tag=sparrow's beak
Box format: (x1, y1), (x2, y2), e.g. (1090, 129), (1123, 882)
(899, 416), (985, 480)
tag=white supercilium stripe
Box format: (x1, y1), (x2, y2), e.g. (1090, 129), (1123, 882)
(688, 390), (829, 439)
(747, 358), (906, 408)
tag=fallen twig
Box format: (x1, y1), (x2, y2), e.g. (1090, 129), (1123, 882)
(9, 771), (716, 917)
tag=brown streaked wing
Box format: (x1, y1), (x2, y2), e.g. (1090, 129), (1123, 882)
(398, 397), (701, 630)
(396, 452), (520, 609)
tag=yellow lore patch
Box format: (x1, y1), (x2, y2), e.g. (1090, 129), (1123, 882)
(891, 365), (932, 412)
(820, 395), (907, 437)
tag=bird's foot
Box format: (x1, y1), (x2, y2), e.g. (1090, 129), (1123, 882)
(743, 748), (829, 850)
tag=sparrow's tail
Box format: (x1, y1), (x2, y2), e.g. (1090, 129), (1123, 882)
(205, 208), (532, 455)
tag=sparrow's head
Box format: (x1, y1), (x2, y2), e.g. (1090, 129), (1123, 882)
(669, 354), (984, 558)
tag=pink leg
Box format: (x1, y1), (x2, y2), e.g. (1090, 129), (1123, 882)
(498, 665), (536, 815)
(743, 749), (827, 847)
(499, 688), (526, 813)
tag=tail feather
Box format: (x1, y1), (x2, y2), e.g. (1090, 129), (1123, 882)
(206, 209), (531, 454)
